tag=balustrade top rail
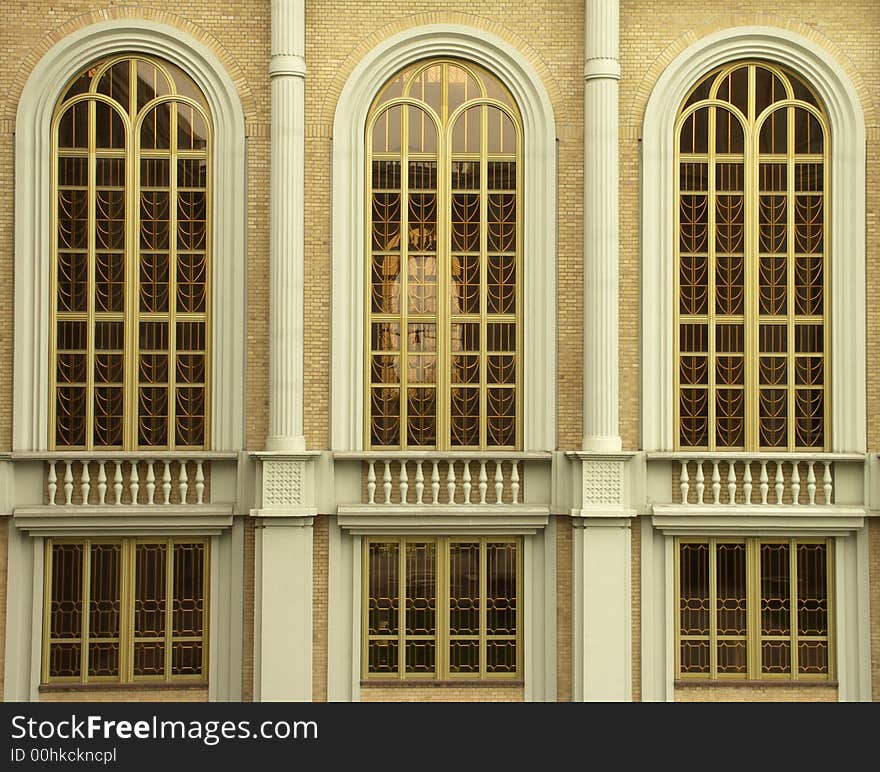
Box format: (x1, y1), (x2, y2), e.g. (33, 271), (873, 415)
(13, 451), (239, 460)
(646, 451), (864, 461)
(333, 451), (552, 460)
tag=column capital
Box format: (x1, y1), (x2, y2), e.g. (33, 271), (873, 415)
(584, 57), (621, 81)
(269, 54), (306, 79)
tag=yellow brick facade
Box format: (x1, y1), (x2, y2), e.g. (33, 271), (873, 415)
(674, 684), (839, 702)
(360, 684), (524, 702)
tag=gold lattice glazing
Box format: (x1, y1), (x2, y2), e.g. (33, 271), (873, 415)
(675, 62), (828, 451)
(42, 537), (209, 684)
(51, 55), (211, 450)
(366, 59), (522, 450)
(362, 536), (521, 681)
(676, 537), (833, 681)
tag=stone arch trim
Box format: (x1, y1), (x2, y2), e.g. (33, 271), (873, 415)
(329, 23), (558, 451)
(2, 7), (257, 125)
(639, 25), (867, 452)
(13, 17), (248, 451)
(625, 14), (876, 130)
(317, 11), (566, 130)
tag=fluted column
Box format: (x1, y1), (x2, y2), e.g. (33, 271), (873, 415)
(583, 0), (622, 452)
(266, 0), (306, 451)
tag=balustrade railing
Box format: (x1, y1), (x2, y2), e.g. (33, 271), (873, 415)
(41, 455), (218, 507)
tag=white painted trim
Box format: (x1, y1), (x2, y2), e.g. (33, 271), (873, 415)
(207, 520), (244, 702)
(3, 523), (37, 700)
(640, 26), (867, 452)
(642, 518), (867, 702)
(14, 19), (247, 452)
(330, 24), (557, 451)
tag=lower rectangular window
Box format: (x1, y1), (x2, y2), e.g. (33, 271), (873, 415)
(43, 537), (208, 684)
(363, 536), (520, 680)
(676, 537), (833, 680)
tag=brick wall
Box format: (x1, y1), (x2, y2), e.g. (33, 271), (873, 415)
(556, 515), (572, 701)
(312, 515), (328, 702)
(39, 687), (209, 702)
(360, 683), (524, 702)
(675, 683), (838, 702)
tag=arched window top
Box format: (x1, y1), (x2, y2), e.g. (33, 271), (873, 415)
(51, 54), (212, 450)
(674, 60), (829, 451)
(365, 57), (522, 450)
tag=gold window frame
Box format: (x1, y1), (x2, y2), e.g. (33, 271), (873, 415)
(42, 536), (210, 685)
(362, 535), (522, 681)
(364, 58), (523, 450)
(674, 61), (829, 451)
(675, 536), (835, 682)
(49, 54), (213, 451)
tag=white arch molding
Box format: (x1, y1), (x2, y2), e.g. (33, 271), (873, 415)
(14, 19), (247, 451)
(640, 26), (867, 452)
(330, 24), (558, 451)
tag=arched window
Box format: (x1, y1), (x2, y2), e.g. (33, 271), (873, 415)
(675, 61), (828, 451)
(51, 55), (211, 450)
(365, 59), (522, 450)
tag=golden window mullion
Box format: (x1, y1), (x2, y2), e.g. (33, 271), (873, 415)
(826, 537), (836, 680)
(708, 538), (717, 678)
(398, 537), (406, 679)
(786, 105), (797, 452)
(789, 536), (799, 678)
(437, 123), (450, 450)
(707, 107), (717, 451)
(164, 537), (174, 681)
(167, 105), (179, 452)
(85, 100), (97, 452)
(479, 105), (489, 451)
(438, 538), (449, 679)
(746, 538), (760, 680)
(400, 109), (410, 450)
(744, 67), (759, 451)
(120, 539), (133, 683)
(125, 100), (139, 450)
(80, 538), (91, 683)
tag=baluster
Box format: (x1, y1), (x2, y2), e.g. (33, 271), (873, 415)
(113, 461), (123, 505)
(80, 462), (90, 505)
(48, 461), (57, 506)
(367, 461), (376, 504)
(462, 461), (471, 504)
(195, 461), (205, 504)
(415, 461), (424, 504)
(774, 461), (784, 504)
(146, 461), (156, 505)
(431, 461), (440, 504)
(129, 462), (139, 504)
(383, 460), (392, 505)
(511, 461), (520, 505)
(823, 462), (833, 504)
(806, 461), (816, 505)
(759, 461), (769, 504)
(727, 461), (736, 504)
(679, 461), (689, 504)
(162, 461), (172, 505)
(447, 461), (456, 503)
(478, 461), (488, 504)
(179, 461), (189, 504)
(97, 461), (107, 505)
(494, 461), (504, 503)
(399, 461), (408, 504)
(743, 462), (752, 504)
(64, 461), (73, 505)
(695, 461), (704, 505)
(711, 461), (721, 504)
(791, 462), (800, 505)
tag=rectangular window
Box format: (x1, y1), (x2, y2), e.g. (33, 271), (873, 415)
(676, 537), (832, 680)
(43, 537), (208, 684)
(363, 536), (520, 680)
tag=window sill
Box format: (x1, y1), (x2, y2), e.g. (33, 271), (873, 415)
(361, 680), (524, 688)
(674, 679), (837, 688)
(39, 681), (208, 693)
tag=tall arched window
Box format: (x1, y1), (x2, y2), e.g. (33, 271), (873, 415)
(51, 55), (211, 450)
(675, 61), (828, 451)
(366, 59), (522, 450)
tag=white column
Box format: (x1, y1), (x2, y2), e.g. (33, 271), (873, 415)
(266, 0), (307, 451)
(583, 0), (622, 452)
(254, 517), (313, 701)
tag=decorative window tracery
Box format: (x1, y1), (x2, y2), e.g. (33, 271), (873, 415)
(675, 62), (828, 450)
(52, 55), (211, 450)
(43, 537), (208, 684)
(364, 536), (520, 680)
(677, 537), (832, 681)
(366, 60), (522, 450)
